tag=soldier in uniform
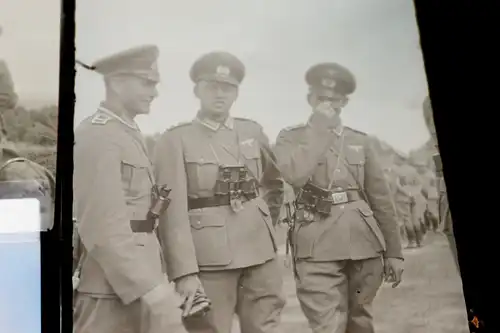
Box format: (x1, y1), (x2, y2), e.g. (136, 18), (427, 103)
(73, 45), (184, 333)
(408, 165), (427, 241)
(394, 161), (424, 248)
(422, 96), (459, 269)
(413, 160), (439, 232)
(153, 51), (285, 333)
(274, 63), (404, 333)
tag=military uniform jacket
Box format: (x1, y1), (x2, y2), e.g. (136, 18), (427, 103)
(274, 112), (403, 261)
(153, 116), (283, 282)
(73, 108), (164, 305)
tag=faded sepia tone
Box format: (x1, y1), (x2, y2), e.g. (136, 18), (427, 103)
(75, 1), (468, 333)
(0, 1), (60, 333)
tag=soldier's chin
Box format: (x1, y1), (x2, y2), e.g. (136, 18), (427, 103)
(210, 103), (227, 113)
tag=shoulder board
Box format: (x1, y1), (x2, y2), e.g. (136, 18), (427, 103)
(282, 123), (306, 132)
(344, 126), (367, 136)
(233, 117), (262, 127)
(91, 113), (111, 125)
(168, 121), (192, 131)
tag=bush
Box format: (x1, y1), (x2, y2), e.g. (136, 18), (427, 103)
(12, 143), (57, 175)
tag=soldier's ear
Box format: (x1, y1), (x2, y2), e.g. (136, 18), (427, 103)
(307, 93), (313, 106)
(341, 96), (349, 108)
(193, 83), (201, 98)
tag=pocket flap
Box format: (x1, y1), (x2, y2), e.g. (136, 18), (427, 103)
(240, 142), (260, 159)
(189, 213), (225, 230)
(358, 206), (374, 217)
(121, 158), (149, 168)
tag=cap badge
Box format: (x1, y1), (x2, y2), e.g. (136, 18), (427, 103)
(216, 65), (230, 77)
(321, 78), (336, 88)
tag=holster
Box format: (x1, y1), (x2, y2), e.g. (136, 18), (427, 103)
(295, 182), (334, 217)
(148, 184), (172, 221)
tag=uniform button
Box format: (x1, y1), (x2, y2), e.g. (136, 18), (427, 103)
(196, 221), (201, 225)
(340, 205), (345, 210)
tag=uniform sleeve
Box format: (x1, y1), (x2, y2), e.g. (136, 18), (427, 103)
(274, 112), (337, 188)
(363, 139), (403, 259)
(152, 130), (199, 282)
(257, 128), (284, 225)
(74, 131), (162, 305)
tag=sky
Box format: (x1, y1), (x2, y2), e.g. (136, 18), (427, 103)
(0, 0), (61, 107)
(2, 0), (431, 153)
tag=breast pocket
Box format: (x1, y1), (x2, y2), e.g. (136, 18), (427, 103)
(240, 141), (261, 179)
(345, 146), (366, 185)
(184, 154), (219, 193)
(121, 159), (152, 199)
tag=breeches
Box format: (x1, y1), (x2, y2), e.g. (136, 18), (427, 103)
(399, 202), (423, 243)
(294, 257), (384, 333)
(194, 258), (286, 333)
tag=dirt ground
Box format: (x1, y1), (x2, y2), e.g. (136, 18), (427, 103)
(231, 228), (469, 333)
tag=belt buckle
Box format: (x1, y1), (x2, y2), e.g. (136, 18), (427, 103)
(152, 220), (159, 231)
(331, 191), (348, 205)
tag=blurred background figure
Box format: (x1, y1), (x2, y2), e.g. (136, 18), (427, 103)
(411, 159), (439, 233)
(393, 155), (424, 248)
(422, 96), (459, 270)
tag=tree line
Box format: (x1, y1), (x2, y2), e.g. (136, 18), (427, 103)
(2, 104), (58, 146)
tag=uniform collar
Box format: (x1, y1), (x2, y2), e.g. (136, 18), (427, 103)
(97, 104), (140, 131)
(331, 125), (344, 136)
(195, 115), (234, 132)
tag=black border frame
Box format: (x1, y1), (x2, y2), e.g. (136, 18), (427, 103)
(42, 0), (75, 332)
(414, 1), (494, 332)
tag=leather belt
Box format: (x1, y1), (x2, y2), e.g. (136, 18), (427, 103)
(188, 192), (257, 210)
(298, 188), (362, 206)
(330, 189), (362, 205)
(130, 219), (156, 233)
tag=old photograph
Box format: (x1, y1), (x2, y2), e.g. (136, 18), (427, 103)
(74, 1), (467, 332)
(0, 0), (60, 333)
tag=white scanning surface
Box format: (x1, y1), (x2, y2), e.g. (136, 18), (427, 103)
(0, 198), (41, 233)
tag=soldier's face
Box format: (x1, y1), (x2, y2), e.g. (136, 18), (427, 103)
(308, 92), (348, 112)
(113, 75), (159, 115)
(195, 80), (238, 115)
